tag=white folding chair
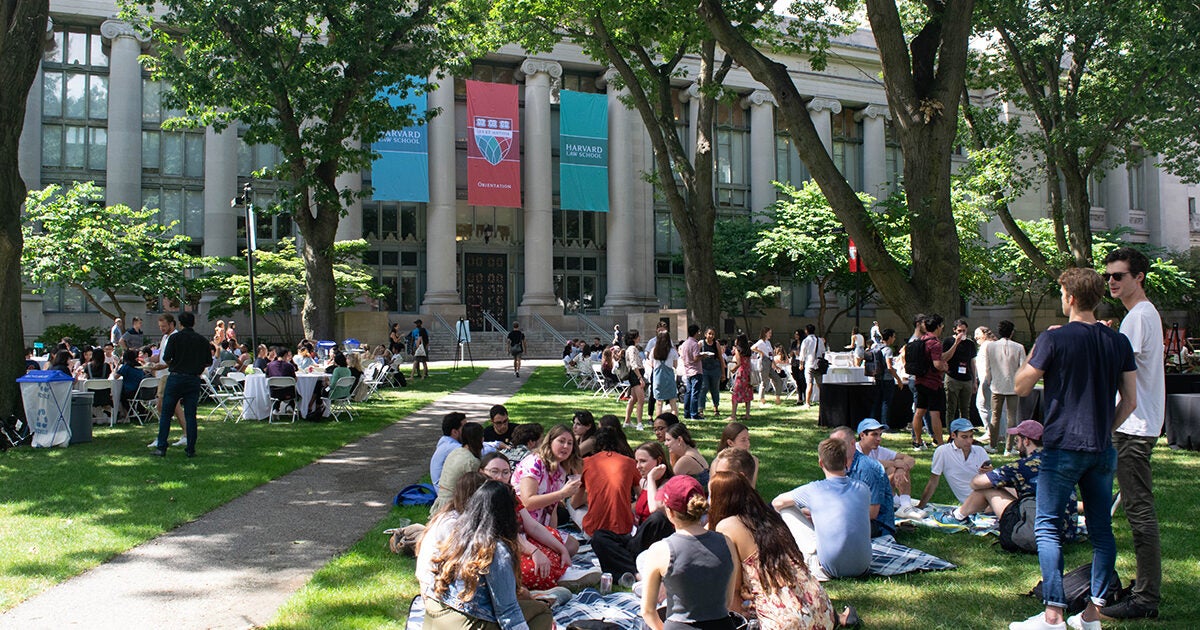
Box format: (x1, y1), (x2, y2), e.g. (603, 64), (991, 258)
(85, 379), (117, 427)
(592, 364), (618, 398)
(267, 376), (298, 423)
(126, 377), (160, 426)
(324, 375), (358, 422)
(354, 363), (383, 402)
(207, 375), (246, 422)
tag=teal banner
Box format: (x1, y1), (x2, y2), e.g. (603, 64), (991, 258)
(559, 90), (609, 212)
(372, 83), (429, 202)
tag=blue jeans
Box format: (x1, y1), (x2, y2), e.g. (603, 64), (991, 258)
(157, 373), (200, 454)
(684, 374), (703, 418)
(701, 366), (721, 412)
(1035, 446), (1117, 609)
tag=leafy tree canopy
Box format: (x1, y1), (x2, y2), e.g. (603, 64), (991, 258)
(22, 181), (197, 321)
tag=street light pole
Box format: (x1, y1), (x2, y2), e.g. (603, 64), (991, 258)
(234, 183), (258, 352)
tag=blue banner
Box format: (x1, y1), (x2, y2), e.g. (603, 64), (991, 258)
(559, 90), (609, 212)
(372, 85), (429, 202)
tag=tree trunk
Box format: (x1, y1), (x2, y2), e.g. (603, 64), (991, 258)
(1057, 151), (1094, 267)
(298, 216), (338, 341)
(1, 0), (49, 417)
(676, 39), (721, 328)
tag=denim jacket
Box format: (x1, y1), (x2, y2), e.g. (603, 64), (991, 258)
(429, 540), (528, 630)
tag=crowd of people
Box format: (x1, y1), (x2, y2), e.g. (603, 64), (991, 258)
(414, 248), (1164, 630)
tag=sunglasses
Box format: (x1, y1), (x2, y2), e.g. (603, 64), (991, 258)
(1102, 272), (1129, 282)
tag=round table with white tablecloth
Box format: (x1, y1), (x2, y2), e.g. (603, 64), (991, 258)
(241, 372), (331, 420)
(296, 372), (331, 418)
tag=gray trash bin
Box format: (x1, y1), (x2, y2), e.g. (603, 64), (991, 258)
(70, 391), (93, 445)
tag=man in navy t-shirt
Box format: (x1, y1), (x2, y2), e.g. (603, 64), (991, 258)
(1010, 268), (1136, 630)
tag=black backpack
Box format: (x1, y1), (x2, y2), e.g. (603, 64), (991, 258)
(864, 347), (886, 378)
(1029, 563), (1127, 614)
(904, 338), (931, 376)
(998, 495), (1037, 553)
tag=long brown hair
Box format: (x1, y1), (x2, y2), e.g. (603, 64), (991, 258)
(431, 481), (521, 600)
(536, 423), (582, 474)
(635, 442), (674, 483)
(707, 471), (810, 593)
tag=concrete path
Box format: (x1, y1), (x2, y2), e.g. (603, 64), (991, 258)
(0, 361), (549, 630)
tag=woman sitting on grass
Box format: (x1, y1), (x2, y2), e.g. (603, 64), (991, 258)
(427, 480), (553, 630)
(512, 424), (583, 536)
(572, 410), (598, 457)
(431, 423), (484, 513)
(417, 472), (487, 595)
(598, 414), (636, 458)
(480, 452), (574, 592)
(708, 471), (836, 630)
(716, 422), (760, 487)
(639, 475), (738, 630)
(664, 423), (711, 487)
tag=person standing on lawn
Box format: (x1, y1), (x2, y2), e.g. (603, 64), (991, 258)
(679, 324), (704, 420)
(1099, 247), (1163, 621)
(1009, 268), (1136, 630)
(152, 312), (209, 458)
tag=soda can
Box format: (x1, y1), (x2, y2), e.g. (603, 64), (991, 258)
(599, 572), (613, 595)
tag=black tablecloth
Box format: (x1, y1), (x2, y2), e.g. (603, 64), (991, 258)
(1166, 393), (1200, 450)
(818, 382), (877, 428)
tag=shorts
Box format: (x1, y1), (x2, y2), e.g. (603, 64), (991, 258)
(511, 348), (524, 357)
(914, 384), (946, 412)
(156, 374), (169, 399)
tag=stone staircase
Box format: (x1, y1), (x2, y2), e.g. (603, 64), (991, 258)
(422, 325), (584, 361)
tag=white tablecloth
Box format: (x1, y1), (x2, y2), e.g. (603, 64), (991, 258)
(242, 373), (329, 420)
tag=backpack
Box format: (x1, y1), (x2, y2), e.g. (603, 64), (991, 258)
(615, 350), (631, 380)
(864, 347), (886, 378)
(393, 483), (438, 507)
(904, 337), (931, 376)
(1028, 563), (1127, 615)
(998, 495), (1037, 553)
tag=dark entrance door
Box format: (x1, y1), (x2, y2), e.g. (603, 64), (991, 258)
(463, 253), (508, 332)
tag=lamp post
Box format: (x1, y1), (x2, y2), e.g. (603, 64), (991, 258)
(232, 183), (258, 352)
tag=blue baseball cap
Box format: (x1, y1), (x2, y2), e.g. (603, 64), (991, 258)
(949, 418), (975, 434)
(857, 418), (887, 435)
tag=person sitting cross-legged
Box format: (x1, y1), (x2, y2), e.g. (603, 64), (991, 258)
(855, 418), (926, 520)
(772, 437), (872, 581)
(917, 418), (992, 511)
(936, 420), (1046, 526)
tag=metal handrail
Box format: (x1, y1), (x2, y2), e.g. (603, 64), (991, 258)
(430, 312), (457, 337)
(481, 310), (509, 335)
(574, 311), (611, 338)
(531, 312), (569, 346)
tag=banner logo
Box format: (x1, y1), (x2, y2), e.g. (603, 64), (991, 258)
(473, 116), (515, 166)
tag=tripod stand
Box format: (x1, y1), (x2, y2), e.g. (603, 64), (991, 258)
(454, 318), (475, 371)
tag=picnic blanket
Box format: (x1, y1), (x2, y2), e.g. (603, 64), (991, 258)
(900, 502), (1088, 540)
(406, 589), (642, 630)
(869, 534), (956, 576)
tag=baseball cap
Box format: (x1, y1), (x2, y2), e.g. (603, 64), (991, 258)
(657, 475), (705, 513)
(413, 319), (422, 325)
(949, 418), (974, 434)
(857, 418), (887, 435)
(1007, 419), (1044, 441)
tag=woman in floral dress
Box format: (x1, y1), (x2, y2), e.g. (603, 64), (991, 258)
(729, 333), (754, 421)
(708, 471), (836, 630)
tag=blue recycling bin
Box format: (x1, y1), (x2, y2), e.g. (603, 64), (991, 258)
(17, 370), (75, 448)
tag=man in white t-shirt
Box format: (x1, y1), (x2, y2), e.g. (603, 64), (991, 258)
(855, 418), (925, 519)
(799, 324), (825, 406)
(1099, 247), (1163, 620)
(917, 418), (992, 508)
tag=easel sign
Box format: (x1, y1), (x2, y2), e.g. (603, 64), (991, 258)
(456, 318), (472, 344)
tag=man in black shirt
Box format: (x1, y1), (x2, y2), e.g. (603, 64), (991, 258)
(507, 322), (526, 377)
(942, 318), (977, 430)
(482, 404), (518, 445)
(153, 311), (209, 458)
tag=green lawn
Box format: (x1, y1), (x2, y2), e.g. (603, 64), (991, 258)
(271, 366), (1200, 629)
(0, 367), (483, 612)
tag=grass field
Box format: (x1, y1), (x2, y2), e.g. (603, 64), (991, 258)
(0, 367), (482, 612)
(270, 366), (1200, 630)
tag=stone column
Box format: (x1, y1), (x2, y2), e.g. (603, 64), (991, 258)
(100, 19), (147, 210)
(334, 160), (362, 242)
(600, 70), (636, 312)
(743, 90), (777, 220)
(518, 58), (561, 315)
(856, 103), (891, 204)
(202, 125), (238, 257)
(807, 95), (841, 155)
(681, 84), (700, 162)
(421, 73), (462, 309)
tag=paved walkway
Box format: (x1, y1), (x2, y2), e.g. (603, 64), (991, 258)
(0, 361), (547, 630)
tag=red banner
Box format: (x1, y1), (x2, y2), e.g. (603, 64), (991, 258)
(848, 238), (867, 272)
(467, 80), (521, 208)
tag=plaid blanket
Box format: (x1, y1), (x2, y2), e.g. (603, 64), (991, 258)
(406, 589), (642, 630)
(900, 502), (1088, 540)
(869, 534), (956, 576)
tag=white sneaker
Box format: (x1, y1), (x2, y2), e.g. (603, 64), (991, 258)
(558, 566), (601, 589)
(172, 437), (188, 447)
(984, 445), (998, 454)
(895, 504), (928, 520)
(147, 439), (158, 448)
(1066, 613), (1100, 630)
(636, 423), (644, 431)
(1009, 612), (1066, 630)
